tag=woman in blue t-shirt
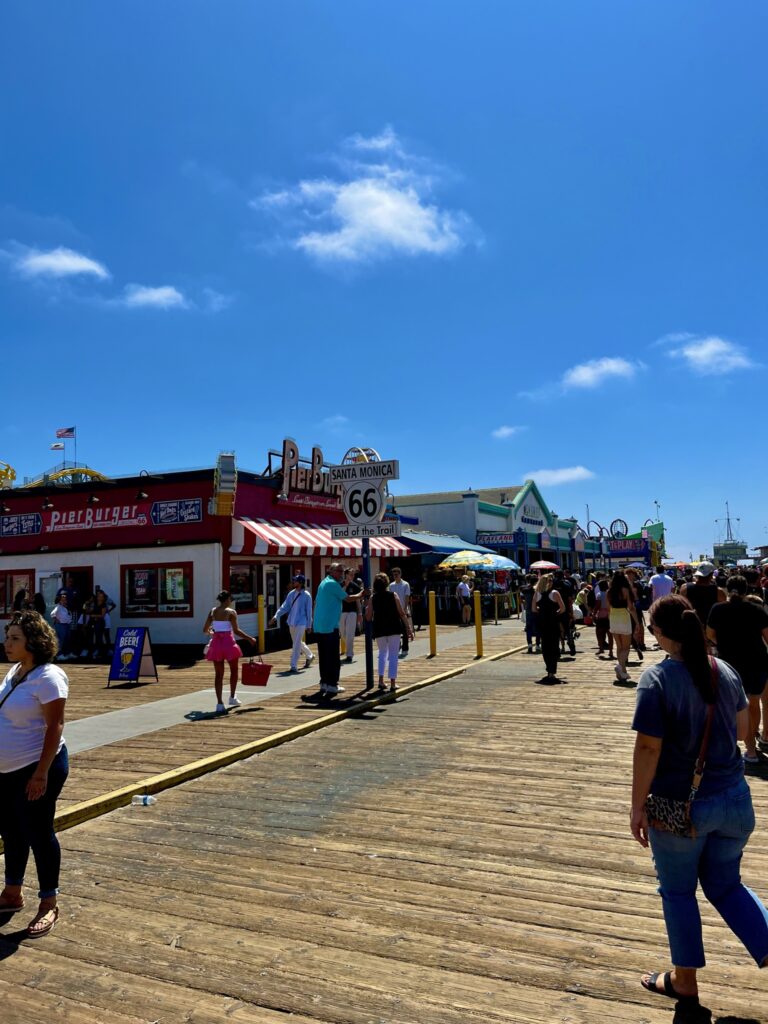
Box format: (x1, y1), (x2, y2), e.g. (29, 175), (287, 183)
(630, 594), (768, 1006)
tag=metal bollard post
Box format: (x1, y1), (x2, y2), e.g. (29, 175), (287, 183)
(494, 593), (498, 625)
(428, 590), (437, 657)
(474, 590), (483, 658)
(257, 594), (265, 655)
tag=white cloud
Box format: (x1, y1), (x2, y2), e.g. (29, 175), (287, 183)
(319, 414), (349, 430)
(562, 357), (641, 390)
(346, 125), (403, 154)
(13, 245), (109, 280)
(652, 331), (697, 347)
(251, 126), (477, 264)
(491, 425), (525, 440)
(524, 466), (596, 486)
(121, 284), (188, 309)
(202, 287), (233, 313)
(668, 336), (755, 375)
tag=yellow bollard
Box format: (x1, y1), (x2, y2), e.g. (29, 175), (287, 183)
(257, 594), (265, 655)
(428, 590), (437, 657)
(474, 590), (483, 658)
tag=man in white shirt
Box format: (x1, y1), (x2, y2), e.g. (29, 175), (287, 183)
(388, 568), (412, 654)
(649, 565), (674, 602)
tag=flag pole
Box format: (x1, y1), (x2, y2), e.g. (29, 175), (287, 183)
(74, 426), (77, 472)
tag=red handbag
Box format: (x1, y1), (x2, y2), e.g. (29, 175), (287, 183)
(241, 656), (272, 686)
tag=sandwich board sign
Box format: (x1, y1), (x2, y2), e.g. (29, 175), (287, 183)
(108, 627), (159, 687)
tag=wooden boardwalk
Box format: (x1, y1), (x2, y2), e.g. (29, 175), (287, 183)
(58, 622), (525, 808)
(48, 623), (476, 724)
(2, 641), (767, 1023)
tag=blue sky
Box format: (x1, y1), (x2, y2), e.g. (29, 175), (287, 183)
(2, 1), (767, 560)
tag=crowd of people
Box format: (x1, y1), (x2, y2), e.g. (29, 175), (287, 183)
(11, 578), (117, 664)
(206, 564), (416, 710)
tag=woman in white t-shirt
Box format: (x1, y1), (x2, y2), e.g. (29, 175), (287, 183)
(0, 611), (69, 938)
(50, 594), (73, 661)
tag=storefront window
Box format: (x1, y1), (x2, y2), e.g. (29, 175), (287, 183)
(0, 570), (35, 615)
(229, 566), (256, 611)
(123, 562), (193, 616)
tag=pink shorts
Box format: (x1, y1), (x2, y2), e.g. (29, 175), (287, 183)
(205, 630), (243, 662)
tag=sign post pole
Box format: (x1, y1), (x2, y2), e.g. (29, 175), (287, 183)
(328, 455), (400, 694)
(361, 537), (374, 691)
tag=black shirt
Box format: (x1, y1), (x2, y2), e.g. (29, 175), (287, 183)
(342, 579), (363, 611)
(708, 599), (768, 689)
(371, 591), (402, 638)
(683, 582), (721, 625)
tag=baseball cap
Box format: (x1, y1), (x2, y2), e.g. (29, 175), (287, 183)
(694, 561), (715, 578)
(292, 573), (305, 583)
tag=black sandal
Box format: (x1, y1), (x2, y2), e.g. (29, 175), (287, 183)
(640, 971), (698, 1003)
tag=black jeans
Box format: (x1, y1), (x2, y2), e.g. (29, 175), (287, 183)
(540, 627), (560, 676)
(0, 745), (69, 898)
(400, 617), (409, 652)
(316, 630), (340, 688)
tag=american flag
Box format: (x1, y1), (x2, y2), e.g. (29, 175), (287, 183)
(55, 426), (76, 439)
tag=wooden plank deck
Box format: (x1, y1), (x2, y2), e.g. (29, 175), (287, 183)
(3, 641), (766, 1022)
(58, 622), (526, 808)
(34, 622), (486, 724)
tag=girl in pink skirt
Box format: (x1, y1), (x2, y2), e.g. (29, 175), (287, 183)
(202, 591), (257, 714)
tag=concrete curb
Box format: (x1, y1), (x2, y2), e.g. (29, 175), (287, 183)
(46, 642), (527, 838)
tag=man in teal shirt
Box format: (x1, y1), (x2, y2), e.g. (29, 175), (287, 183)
(314, 563), (366, 696)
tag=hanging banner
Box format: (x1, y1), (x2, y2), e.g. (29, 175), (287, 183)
(108, 627), (159, 687)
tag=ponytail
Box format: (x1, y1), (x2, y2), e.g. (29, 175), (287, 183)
(679, 608), (714, 703)
(650, 595), (715, 704)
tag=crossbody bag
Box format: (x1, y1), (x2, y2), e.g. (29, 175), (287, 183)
(644, 657), (719, 838)
(0, 666), (34, 712)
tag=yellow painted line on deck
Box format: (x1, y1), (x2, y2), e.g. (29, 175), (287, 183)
(47, 641), (528, 839)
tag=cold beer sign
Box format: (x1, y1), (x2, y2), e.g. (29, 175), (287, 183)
(108, 627), (159, 687)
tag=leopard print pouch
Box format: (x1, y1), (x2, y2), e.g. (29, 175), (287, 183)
(644, 793), (695, 837)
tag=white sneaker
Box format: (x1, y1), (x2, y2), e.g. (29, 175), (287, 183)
(228, 696), (241, 708)
(325, 684), (345, 695)
(215, 702), (226, 714)
(305, 653), (315, 668)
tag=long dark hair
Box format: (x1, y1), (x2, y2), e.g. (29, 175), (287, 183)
(650, 594), (715, 703)
(608, 570), (631, 605)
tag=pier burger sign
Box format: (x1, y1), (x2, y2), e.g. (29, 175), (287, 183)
(279, 437), (342, 510)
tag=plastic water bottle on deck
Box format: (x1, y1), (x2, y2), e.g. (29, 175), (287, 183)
(131, 794), (157, 806)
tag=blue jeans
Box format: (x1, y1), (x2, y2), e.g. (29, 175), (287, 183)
(525, 611), (539, 646)
(53, 621), (70, 656)
(650, 777), (768, 968)
(0, 746), (69, 899)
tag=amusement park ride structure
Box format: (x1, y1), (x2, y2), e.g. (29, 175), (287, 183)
(1, 458), (110, 490)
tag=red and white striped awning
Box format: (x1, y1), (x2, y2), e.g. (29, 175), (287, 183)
(230, 518), (409, 558)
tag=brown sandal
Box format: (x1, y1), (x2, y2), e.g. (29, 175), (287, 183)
(0, 899), (24, 914)
(27, 905), (59, 938)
